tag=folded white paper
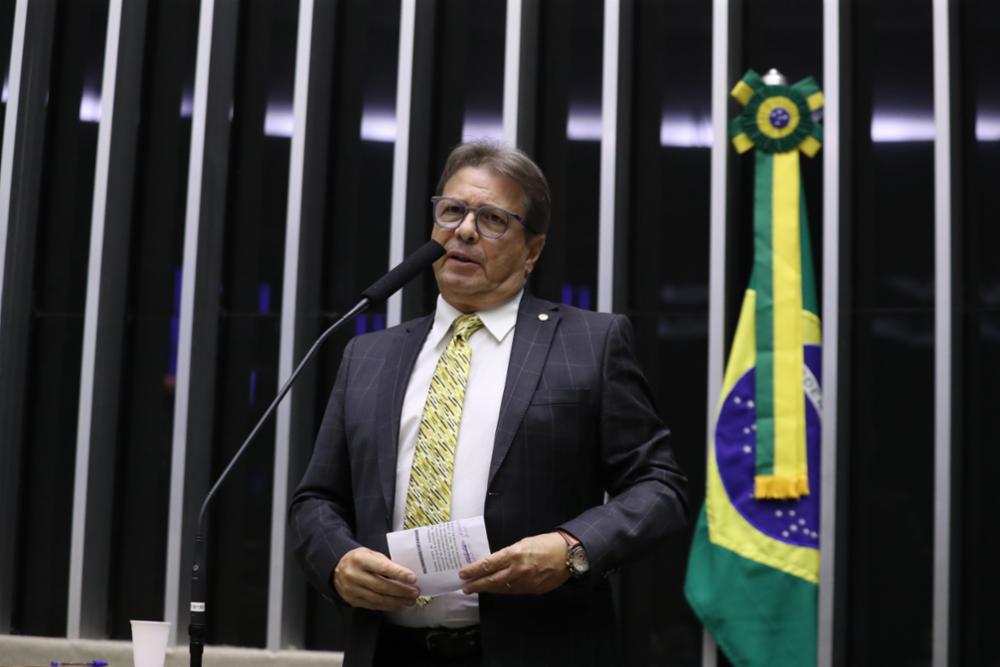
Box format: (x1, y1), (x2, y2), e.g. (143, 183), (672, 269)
(386, 516), (491, 596)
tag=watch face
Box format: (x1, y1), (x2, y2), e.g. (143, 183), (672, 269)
(568, 544), (590, 576)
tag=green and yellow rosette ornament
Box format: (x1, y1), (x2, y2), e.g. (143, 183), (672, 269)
(731, 68), (823, 501)
(730, 68), (824, 158)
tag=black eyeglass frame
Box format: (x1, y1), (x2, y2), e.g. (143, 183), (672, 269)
(430, 196), (530, 239)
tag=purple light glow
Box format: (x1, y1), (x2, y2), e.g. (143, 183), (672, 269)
(561, 283), (574, 305)
(461, 113), (503, 142)
(258, 282), (271, 314)
(79, 89), (102, 122)
(566, 106), (602, 142)
(870, 110), (1000, 143)
(659, 112), (713, 148)
(976, 113), (1000, 142)
(264, 103), (294, 138)
(180, 89), (194, 118)
(569, 107), (715, 147)
(167, 267), (182, 377)
(353, 314), (386, 335)
(360, 108), (397, 143)
(870, 112), (935, 143)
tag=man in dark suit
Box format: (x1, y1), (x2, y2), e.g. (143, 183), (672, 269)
(289, 141), (688, 666)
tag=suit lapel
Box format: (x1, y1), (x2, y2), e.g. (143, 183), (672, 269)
(376, 314), (434, 520)
(488, 293), (560, 485)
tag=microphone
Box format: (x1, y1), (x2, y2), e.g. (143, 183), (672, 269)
(361, 237), (448, 303)
(188, 239), (445, 667)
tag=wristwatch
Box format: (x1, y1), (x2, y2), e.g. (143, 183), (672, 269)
(558, 530), (590, 579)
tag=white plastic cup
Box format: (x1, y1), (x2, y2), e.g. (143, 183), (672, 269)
(130, 620), (171, 667)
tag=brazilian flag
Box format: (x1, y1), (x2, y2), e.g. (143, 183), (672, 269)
(685, 70), (823, 667)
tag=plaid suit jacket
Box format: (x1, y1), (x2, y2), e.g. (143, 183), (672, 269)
(289, 292), (688, 666)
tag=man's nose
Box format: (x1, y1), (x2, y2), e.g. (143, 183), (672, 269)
(454, 210), (479, 241)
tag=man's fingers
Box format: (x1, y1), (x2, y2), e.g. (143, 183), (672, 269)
(364, 552), (417, 584)
(348, 547), (417, 584)
(348, 555), (419, 598)
(351, 585), (415, 611)
(335, 547), (420, 610)
(340, 571), (418, 610)
(462, 564), (512, 594)
(343, 547), (418, 587)
(366, 572), (420, 598)
(460, 548), (510, 580)
(460, 534), (572, 595)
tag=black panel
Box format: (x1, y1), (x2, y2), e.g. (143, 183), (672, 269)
(206, 0), (299, 647)
(412, 0), (508, 316)
(619, 1), (712, 665)
(529, 0), (602, 309)
(957, 1), (1000, 664)
(846, 313), (934, 664)
(304, 0), (401, 650)
(11, 0), (109, 638)
(846, 0), (935, 664)
(107, 0), (199, 640)
(429, 0), (506, 168)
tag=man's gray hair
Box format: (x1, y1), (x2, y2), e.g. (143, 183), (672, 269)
(435, 141), (552, 235)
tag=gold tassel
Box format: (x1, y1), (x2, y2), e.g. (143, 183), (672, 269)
(754, 473), (810, 499)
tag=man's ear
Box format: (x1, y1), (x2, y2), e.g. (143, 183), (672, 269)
(525, 234), (546, 274)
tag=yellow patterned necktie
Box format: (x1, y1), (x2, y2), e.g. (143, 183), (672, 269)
(402, 312), (484, 531)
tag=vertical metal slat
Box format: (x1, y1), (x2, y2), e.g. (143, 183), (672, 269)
(702, 0), (731, 663)
(163, 0), (217, 644)
(66, 0), (152, 638)
(597, 0), (619, 314)
(502, 0), (522, 148)
(387, 0), (416, 328)
(0, 0), (35, 632)
(817, 0), (842, 665)
(931, 0), (954, 665)
(267, 0), (314, 651)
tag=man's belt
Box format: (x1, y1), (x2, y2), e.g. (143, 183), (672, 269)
(380, 623), (481, 661)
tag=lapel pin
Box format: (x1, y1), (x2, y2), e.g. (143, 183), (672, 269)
(538, 313), (549, 321)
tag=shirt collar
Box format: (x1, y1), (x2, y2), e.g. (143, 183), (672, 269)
(428, 290), (523, 348)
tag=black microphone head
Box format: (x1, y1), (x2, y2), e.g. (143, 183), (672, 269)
(360, 240), (446, 304)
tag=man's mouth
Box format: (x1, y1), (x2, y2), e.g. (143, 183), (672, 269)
(446, 251), (479, 266)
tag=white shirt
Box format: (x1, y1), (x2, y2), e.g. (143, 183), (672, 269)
(386, 291), (522, 628)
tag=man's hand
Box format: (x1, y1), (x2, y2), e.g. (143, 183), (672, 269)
(333, 547), (420, 611)
(459, 532), (571, 595)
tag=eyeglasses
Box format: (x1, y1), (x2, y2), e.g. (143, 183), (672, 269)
(430, 196), (528, 239)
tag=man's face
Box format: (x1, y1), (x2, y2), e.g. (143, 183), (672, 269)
(432, 166), (546, 313)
